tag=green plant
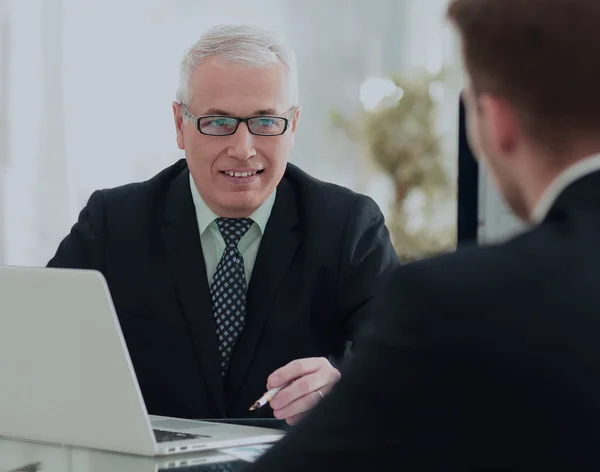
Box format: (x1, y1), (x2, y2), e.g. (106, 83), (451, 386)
(331, 70), (456, 260)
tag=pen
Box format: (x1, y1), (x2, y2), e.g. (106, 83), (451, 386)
(249, 381), (292, 411)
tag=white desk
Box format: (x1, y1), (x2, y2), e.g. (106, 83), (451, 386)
(0, 437), (246, 472)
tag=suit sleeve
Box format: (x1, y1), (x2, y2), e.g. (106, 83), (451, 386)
(336, 195), (399, 342)
(46, 190), (107, 271)
(246, 266), (464, 471)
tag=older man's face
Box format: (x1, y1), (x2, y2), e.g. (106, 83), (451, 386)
(173, 56), (300, 218)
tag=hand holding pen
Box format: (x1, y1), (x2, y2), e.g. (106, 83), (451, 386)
(249, 381), (293, 411)
(249, 357), (341, 425)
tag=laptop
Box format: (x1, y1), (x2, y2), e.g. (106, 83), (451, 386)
(0, 265), (284, 456)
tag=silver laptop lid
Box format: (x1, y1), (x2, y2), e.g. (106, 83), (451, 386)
(0, 266), (156, 455)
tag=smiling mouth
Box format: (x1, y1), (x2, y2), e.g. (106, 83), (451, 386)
(220, 170), (264, 178)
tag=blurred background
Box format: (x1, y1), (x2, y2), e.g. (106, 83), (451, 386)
(0, 0), (475, 266)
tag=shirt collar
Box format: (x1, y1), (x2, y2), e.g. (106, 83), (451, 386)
(189, 172), (276, 235)
(531, 153), (600, 224)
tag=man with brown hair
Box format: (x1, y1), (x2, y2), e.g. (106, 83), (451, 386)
(247, 0), (600, 469)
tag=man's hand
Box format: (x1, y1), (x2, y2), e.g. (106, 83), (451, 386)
(266, 357), (341, 425)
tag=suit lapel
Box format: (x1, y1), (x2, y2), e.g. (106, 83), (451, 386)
(225, 177), (301, 401)
(161, 168), (226, 416)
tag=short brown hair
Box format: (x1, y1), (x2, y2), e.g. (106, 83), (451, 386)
(447, 0), (600, 146)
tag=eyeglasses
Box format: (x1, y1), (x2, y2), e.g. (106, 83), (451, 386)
(180, 103), (295, 136)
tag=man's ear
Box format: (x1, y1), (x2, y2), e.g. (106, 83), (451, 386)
(479, 94), (520, 157)
(290, 106), (301, 133)
(172, 101), (185, 150)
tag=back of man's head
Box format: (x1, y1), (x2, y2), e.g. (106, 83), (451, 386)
(447, 0), (600, 153)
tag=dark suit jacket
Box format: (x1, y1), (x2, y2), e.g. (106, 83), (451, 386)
(47, 159), (399, 420)
(248, 171), (600, 470)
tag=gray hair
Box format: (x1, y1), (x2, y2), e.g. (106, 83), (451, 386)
(176, 24), (299, 107)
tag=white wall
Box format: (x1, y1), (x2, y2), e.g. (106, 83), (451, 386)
(0, 0), (8, 263)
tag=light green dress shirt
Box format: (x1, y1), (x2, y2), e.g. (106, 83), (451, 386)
(189, 173), (276, 286)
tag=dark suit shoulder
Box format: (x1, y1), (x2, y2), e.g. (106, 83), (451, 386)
(388, 220), (575, 300)
(374, 220), (592, 349)
(91, 160), (187, 232)
(382, 233), (525, 317)
(46, 161), (187, 270)
(98, 159), (187, 207)
(284, 162), (383, 226)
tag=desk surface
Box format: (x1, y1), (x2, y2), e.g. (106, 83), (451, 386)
(0, 436), (255, 472)
(0, 419), (287, 472)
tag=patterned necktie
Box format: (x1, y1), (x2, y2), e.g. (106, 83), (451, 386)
(211, 217), (253, 376)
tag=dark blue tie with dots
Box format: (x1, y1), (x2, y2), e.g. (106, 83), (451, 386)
(211, 217), (253, 376)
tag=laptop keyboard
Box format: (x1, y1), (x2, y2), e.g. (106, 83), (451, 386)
(153, 429), (202, 443)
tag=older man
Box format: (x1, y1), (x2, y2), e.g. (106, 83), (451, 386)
(47, 25), (398, 424)
(248, 0), (600, 469)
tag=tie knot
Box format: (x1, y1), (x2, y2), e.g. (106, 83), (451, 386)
(216, 218), (253, 247)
